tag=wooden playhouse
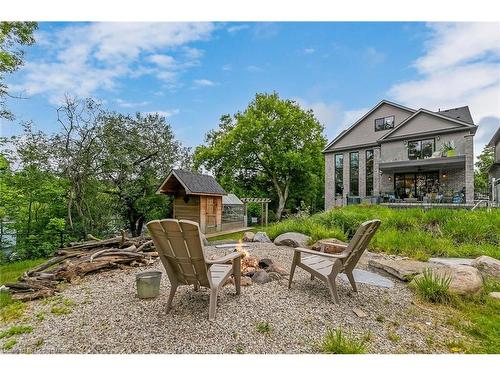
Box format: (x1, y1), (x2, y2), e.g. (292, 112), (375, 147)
(156, 169), (246, 234)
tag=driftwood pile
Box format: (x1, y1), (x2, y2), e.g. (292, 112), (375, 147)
(3, 233), (157, 302)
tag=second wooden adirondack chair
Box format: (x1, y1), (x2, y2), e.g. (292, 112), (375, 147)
(146, 219), (243, 321)
(288, 219), (381, 303)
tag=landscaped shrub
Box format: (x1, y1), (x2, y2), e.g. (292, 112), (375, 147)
(265, 218), (347, 243)
(318, 327), (367, 354)
(412, 268), (452, 304)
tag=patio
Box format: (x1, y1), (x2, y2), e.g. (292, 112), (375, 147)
(1, 242), (467, 354)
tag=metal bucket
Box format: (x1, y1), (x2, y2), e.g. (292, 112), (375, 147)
(136, 271), (162, 299)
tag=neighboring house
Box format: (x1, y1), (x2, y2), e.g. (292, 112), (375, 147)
(486, 127), (500, 203)
(324, 100), (477, 208)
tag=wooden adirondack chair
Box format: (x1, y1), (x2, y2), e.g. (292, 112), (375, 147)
(146, 219), (243, 321)
(288, 219), (381, 303)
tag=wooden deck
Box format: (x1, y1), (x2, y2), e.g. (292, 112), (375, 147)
(204, 227), (252, 239)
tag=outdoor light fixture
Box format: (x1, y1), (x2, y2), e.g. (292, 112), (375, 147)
(442, 172), (447, 178)
(388, 176), (392, 182)
(183, 196), (190, 203)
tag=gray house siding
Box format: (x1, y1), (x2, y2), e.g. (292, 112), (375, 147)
(327, 103), (414, 150)
(384, 112), (468, 139)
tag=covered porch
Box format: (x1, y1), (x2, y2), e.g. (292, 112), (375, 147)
(378, 156), (467, 204)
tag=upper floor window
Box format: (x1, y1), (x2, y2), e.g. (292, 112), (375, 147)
(375, 115), (395, 131)
(408, 139), (435, 160)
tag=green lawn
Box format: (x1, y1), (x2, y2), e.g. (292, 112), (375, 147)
(0, 259), (46, 285)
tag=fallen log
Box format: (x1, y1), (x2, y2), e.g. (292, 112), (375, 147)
(3, 233), (157, 301)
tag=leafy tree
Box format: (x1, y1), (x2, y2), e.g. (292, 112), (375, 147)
(98, 112), (188, 236)
(474, 145), (494, 193)
(195, 92), (326, 220)
(0, 22), (37, 120)
(52, 96), (104, 236)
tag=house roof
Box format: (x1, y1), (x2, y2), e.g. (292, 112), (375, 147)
(156, 169), (227, 196)
(378, 108), (477, 142)
(222, 193), (244, 205)
(322, 99), (416, 152)
(437, 106), (474, 125)
(487, 126), (500, 147)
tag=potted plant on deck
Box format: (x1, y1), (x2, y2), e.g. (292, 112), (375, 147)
(440, 141), (456, 157)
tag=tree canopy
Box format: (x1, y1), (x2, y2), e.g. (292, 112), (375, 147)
(194, 92), (326, 220)
(1, 97), (189, 260)
(474, 145), (494, 193)
(0, 22), (37, 120)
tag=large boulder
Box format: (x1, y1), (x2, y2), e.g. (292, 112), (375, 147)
(413, 265), (483, 295)
(242, 232), (255, 242)
(489, 291), (500, 300)
(253, 232), (272, 243)
(471, 255), (500, 279)
(252, 270), (271, 284)
(368, 258), (442, 281)
(311, 238), (348, 253)
(273, 232), (311, 248)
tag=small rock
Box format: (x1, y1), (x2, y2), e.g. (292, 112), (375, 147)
(352, 308), (367, 318)
(267, 272), (282, 281)
(240, 276), (252, 286)
(242, 232), (255, 242)
(471, 255), (500, 279)
(253, 232), (272, 243)
(268, 262), (289, 276)
(244, 267), (256, 277)
(258, 258), (273, 269)
(489, 291), (500, 300)
(252, 270), (271, 284)
(273, 232), (311, 248)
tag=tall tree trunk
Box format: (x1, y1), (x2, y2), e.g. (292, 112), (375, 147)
(67, 191), (74, 230)
(272, 176), (290, 221)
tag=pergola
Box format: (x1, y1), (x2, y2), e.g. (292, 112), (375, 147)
(240, 197), (271, 226)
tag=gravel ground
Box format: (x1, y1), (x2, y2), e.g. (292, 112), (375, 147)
(1, 243), (466, 354)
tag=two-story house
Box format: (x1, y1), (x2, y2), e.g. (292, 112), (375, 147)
(324, 100), (477, 209)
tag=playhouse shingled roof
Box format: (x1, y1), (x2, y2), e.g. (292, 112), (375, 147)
(157, 169), (227, 196)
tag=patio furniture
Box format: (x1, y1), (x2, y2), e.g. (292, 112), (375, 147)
(288, 219), (381, 303)
(146, 218), (243, 321)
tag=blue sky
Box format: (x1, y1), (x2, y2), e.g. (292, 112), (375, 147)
(2, 22), (499, 157)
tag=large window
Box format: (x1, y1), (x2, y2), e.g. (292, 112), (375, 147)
(365, 149), (374, 196)
(349, 152), (359, 196)
(408, 139), (435, 160)
(374, 115), (395, 131)
(334, 154), (343, 196)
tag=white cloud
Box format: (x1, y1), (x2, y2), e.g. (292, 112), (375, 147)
(10, 22), (215, 103)
(227, 24), (250, 33)
(114, 99), (150, 108)
(148, 54), (176, 68)
(388, 22), (500, 158)
(193, 79), (216, 87)
(222, 64), (232, 71)
(303, 48), (316, 54)
(364, 47), (385, 65)
(146, 109), (180, 118)
(295, 98), (369, 141)
(246, 65), (263, 73)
